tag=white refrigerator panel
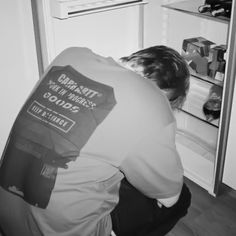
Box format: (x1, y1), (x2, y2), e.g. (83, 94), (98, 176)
(37, 0), (144, 68)
(223, 76), (236, 190)
(52, 7), (141, 58)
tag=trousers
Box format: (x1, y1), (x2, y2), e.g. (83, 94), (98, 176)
(111, 179), (191, 236)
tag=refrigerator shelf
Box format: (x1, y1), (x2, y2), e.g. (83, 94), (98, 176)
(174, 110), (218, 151)
(176, 129), (216, 162)
(179, 76), (222, 127)
(178, 109), (219, 128)
(190, 69), (224, 88)
(162, 0), (230, 24)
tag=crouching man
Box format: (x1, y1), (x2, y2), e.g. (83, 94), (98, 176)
(0, 45), (190, 236)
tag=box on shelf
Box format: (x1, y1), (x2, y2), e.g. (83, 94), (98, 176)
(209, 45), (226, 82)
(182, 37), (215, 76)
(182, 37), (214, 57)
(181, 37), (226, 81)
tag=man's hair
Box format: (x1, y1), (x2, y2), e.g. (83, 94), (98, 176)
(119, 45), (190, 110)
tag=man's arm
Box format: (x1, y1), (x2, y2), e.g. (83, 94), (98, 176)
(120, 122), (183, 207)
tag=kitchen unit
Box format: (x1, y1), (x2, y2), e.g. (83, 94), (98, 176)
(34, 0), (236, 194)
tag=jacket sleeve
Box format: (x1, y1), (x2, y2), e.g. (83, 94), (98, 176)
(120, 122), (183, 202)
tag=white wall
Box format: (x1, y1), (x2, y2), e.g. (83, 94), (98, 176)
(0, 0), (39, 156)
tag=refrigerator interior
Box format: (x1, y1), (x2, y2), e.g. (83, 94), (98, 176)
(161, 0), (230, 194)
(35, 0), (235, 194)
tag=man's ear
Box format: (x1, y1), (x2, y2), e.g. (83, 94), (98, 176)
(161, 89), (173, 100)
(161, 88), (185, 110)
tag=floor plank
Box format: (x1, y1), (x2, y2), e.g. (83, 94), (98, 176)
(166, 178), (236, 236)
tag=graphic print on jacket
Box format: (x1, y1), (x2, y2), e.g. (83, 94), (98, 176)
(0, 65), (116, 208)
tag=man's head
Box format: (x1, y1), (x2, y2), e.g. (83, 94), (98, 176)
(119, 45), (190, 110)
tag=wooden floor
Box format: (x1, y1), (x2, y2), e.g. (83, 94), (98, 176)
(1, 178), (235, 236)
(166, 178), (236, 236)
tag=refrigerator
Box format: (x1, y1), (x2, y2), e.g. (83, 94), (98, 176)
(33, 0), (236, 195)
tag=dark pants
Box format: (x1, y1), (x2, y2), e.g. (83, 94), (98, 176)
(111, 179), (191, 236)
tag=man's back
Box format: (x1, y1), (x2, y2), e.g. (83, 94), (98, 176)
(0, 47), (183, 236)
